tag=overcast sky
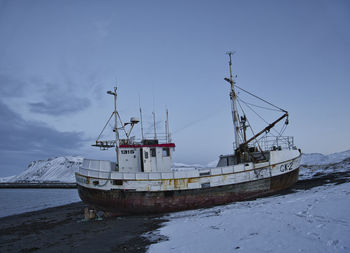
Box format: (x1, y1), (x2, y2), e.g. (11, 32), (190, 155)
(0, 0), (349, 177)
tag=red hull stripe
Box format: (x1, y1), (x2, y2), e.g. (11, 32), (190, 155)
(120, 143), (176, 148)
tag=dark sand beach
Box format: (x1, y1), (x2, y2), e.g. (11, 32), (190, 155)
(0, 202), (167, 253)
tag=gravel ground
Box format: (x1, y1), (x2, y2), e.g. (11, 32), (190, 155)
(0, 202), (167, 253)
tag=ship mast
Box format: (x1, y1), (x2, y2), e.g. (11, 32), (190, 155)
(224, 55), (289, 156)
(225, 52), (241, 150)
(93, 87), (140, 171)
(107, 87), (120, 169)
(165, 109), (171, 143)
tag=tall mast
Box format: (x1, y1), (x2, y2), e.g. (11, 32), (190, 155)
(225, 52), (241, 150)
(152, 91), (157, 140)
(107, 87), (119, 170)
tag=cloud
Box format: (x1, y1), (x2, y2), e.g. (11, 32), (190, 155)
(0, 73), (91, 116)
(29, 97), (90, 115)
(0, 101), (86, 176)
(27, 81), (91, 116)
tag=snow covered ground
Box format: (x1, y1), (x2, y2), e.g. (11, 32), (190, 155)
(146, 150), (350, 253)
(147, 181), (350, 253)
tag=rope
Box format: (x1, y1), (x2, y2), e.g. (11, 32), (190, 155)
(238, 97), (281, 136)
(236, 98), (264, 152)
(235, 84), (287, 112)
(96, 112), (114, 141)
(237, 94), (290, 150)
(238, 99), (282, 112)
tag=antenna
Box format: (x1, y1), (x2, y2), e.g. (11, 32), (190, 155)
(139, 95), (144, 140)
(226, 51), (235, 82)
(165, 109), (171, 143)
(152, 111), (157, 140)
(165, 109), (168, 143)
(152, 88), (157, 140)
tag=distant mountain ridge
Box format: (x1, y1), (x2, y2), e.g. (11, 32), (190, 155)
(1, 150), (350, 183)
(0, 156), (83, 183)
(301, 149), (350, 166)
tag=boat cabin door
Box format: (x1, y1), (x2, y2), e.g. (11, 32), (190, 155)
(141, 147), (152, 172)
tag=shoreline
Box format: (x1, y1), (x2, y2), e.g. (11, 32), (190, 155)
(0, 182), (77, 188)
(0, 202), (168, 253)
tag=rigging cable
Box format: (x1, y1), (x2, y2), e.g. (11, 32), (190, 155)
(235, 84), (287, 112)
(237, 94), (289, 149)
(236, 98), (264, 152)
(238, 97), (281, 136)
(237, 99), (281, 112)
(278, 122), (287, 137)
(96, 112), (114, 141)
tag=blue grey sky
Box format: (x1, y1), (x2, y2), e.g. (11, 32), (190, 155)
(0, 0), (349, 177)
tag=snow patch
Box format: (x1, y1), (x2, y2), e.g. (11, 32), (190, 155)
(299, 158), (350, 180)
(147, 182), (350, 253)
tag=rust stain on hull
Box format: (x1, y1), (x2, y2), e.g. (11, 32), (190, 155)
(77, 168), (299, 215)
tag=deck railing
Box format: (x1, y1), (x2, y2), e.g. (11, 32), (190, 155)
(257, 136), (295, 151)
(77, 159), (254, 181)
(233, 136), (295, 152)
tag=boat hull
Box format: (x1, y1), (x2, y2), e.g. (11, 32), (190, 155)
(77, 167), (299, 215)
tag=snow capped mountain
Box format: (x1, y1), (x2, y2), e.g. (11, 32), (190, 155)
(3, 156), (83, 183)
(172, 162), (206, 171)
(173, 162), (206, 168)
(0, 175), (15, 183)
(172, 160), (219, 171)
(301, 149), (350, 166)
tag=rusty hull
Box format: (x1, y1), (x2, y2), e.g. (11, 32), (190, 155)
(77, 168), (299, 215)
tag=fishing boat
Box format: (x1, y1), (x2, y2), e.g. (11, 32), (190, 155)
(75, 53), (301, 215)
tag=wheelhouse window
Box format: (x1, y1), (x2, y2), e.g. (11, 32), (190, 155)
(150, 148), (156, 157)
(162, 147), (170, 157)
